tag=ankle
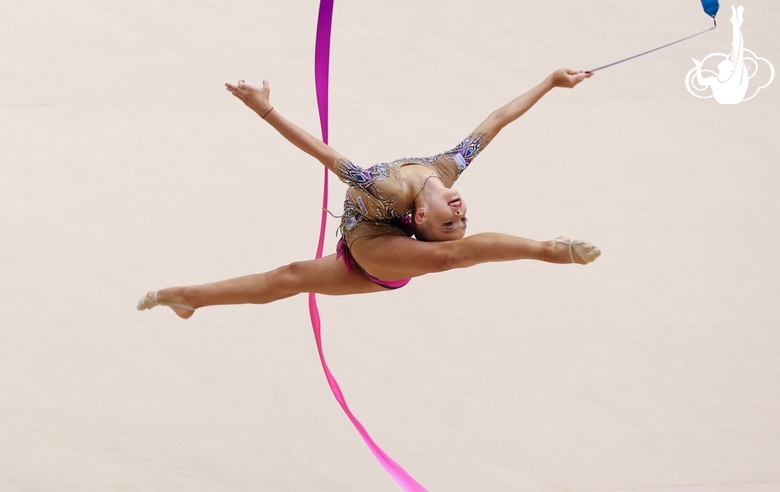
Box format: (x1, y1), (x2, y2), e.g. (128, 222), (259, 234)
(543, 239), (567, 264)
(177, 288), (196, 309)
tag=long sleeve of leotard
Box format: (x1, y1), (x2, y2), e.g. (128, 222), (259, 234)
(331, 159), (375, 189)
(429, 133), (491, 187)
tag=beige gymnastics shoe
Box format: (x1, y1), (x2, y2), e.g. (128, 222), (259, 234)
(555, 237), (601, 264)
(136, 291), (195, 312)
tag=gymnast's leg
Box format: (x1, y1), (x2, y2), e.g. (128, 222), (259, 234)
(351, 233), (599, 282)
(140, 254), (386, 319)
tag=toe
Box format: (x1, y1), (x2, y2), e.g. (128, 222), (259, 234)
(572, 240), (601, 264)
(136, 292), (154, 310)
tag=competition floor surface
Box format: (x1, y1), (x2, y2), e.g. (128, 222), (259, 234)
(2, 1), (779, 490)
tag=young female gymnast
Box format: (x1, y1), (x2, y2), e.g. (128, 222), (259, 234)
(137, 68), (600, 318)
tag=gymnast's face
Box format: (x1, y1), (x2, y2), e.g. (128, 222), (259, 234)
(414, 188), (468, 241)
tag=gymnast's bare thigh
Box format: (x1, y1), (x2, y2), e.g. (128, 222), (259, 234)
(350, 235), (443, 281)
(302, 254), (388, 295)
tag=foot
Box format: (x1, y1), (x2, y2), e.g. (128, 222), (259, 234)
(554, 236), (601, 264)
(137, 290), (195, 319)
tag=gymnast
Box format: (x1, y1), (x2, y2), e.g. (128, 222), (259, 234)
(137, 68), (600, 318)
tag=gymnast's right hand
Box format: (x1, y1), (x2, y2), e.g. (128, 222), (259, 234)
(225, 79), (272, 116)
(550, 68), (592, 89)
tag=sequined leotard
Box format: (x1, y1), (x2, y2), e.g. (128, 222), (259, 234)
(332, 133), (489, 288)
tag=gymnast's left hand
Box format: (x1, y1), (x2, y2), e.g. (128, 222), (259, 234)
(225, 79), (272, 116)
(550, 68), (593, 89)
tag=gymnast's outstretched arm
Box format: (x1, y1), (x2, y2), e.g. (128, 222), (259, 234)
(470, 68), (592, 141)
(225, 79), (346, 174)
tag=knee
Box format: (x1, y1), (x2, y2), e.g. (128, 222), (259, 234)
(272, 261), (306, 294)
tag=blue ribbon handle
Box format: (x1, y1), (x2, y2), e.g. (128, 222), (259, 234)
(701, 0), (719, 19)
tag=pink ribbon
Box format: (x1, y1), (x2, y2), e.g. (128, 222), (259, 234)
(308, 1), (428, 490)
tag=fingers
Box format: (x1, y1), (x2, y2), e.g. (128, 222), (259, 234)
(570, 71), (592, 85)
(225, 79), (248, 88)
(552, 68), (593, 88)
(563, 68), (593, 81)
(565, 68), (591, 75)
(237, 79), (253, 90)
(225, 80), (252, 100)
(225, 79), (268, 94)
